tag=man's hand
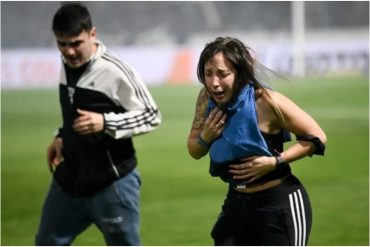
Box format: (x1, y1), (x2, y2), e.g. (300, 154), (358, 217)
(73, 109), (104, 135)
(47, 137), (63, 173)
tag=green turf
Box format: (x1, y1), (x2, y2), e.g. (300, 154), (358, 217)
(1, 75), (369, 245)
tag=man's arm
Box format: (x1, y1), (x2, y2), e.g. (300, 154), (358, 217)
(103, 65), (161, 139)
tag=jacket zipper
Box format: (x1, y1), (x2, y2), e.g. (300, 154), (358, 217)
(104, 143), (120, 178)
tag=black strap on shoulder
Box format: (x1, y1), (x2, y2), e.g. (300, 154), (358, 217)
(296, 134), (325, 156)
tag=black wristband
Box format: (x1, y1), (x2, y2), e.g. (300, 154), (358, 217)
(197, 134), (211, 149)
(274, 155), (286, 167)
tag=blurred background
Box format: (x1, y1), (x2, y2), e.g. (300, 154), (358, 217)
(1, 1), (369, 246)
(1, 1), (368, 87)
(2, 1), (368, 47)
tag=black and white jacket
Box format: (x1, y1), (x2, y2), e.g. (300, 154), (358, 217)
(54, 41), (161, 197)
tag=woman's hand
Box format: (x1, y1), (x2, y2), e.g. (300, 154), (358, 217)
(200, 107), (227, 143)
(229, 156), (276, 183)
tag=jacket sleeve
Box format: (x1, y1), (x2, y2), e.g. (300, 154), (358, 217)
(103, 65), (162, 139)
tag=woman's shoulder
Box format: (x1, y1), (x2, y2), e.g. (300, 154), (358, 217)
(264, 88), (295, 108)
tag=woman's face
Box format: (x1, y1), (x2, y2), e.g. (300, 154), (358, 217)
(204, 52), (237, 105)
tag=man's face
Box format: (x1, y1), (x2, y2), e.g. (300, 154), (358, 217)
(55, 28), (97, 68)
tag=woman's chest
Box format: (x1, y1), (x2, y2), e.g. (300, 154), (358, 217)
(255, 97), (281, 134)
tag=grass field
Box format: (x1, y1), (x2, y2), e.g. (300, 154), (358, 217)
(1, 75), (369, 245)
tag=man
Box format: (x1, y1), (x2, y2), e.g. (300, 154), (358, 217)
(35, 3), (161, 245)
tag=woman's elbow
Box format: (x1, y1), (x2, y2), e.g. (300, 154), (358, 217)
(187, 147), (203, 160)
(319, 130), (327, 144)
(187, 142), (205, 160)
(189, 152), (203, 160)
(321, 133), (327, 144)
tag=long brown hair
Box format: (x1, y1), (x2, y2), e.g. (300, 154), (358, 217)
(197, 37), (284, 122)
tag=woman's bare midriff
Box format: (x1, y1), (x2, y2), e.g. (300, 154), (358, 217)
(235, 175), (290, 193)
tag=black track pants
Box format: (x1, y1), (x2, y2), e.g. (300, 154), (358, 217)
(211, 175), (312, 246)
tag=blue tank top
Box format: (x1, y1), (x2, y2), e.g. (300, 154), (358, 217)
(206, 84), (291, 185)
(206, 84), (271, 164)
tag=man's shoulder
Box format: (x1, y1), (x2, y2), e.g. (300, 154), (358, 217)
(94, 42), (126, 68)
(91, 51), (129, 77)
(98, 50), (132, 72)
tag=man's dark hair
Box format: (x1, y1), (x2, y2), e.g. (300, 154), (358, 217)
(52, 2), (93, 36)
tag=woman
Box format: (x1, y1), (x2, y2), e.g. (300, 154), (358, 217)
(187, 37), (326, 246)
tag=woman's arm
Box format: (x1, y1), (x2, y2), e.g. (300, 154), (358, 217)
(187, 88), (227, 159)
(187, 88), (210, 159)
(272, 90), (327, 163)
(229, 89), (327, 183)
